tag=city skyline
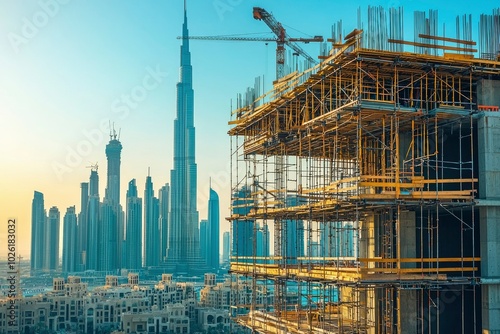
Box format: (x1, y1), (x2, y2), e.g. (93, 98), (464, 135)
(28, 4), (222, 272)
(0, 1), (495, 259)
(29, 142), (223, 272)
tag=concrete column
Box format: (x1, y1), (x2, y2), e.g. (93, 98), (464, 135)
(478, 114), (500, 200)
(399, 211), (416, 260)
(478, 108), (500, 334)
(399, 210), (417, 333)
(480, 207), (500, 334)
(477, 79), (500, 108)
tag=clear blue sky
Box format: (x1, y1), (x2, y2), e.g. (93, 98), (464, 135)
(0, 0), (497, 258)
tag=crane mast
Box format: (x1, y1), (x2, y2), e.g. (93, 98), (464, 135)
(253, 6), (322, 79)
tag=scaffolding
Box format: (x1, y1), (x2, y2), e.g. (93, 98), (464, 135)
(228, 13), (500, 332)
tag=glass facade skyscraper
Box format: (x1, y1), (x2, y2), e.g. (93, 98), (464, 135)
(101, 131), (123, 271)
(165, 4), (206, 274)
(77, 182), (88, 271)
(144, 174), (160, 267)
(105, 131), (122, 206)
(207, 187), (220, 270)
(281, 196), (305, 264)
(100, 200), (118, 271)
(231, 186), (254, 261)
(320, 221), (356, 258)
(62, 206), (78, 272)
(222, 231), (230, 264)
(256, 222), (270, 259)
(125, 179), (142, 270)
(46, 206), (60, 271)
(86, 168), (100, 270)
(159, 183), (170, 262)
(31, 191), (45, 272)
(200, 219), (208, 262)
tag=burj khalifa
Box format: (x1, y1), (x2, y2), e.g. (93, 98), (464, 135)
(165, 2), (206, 274)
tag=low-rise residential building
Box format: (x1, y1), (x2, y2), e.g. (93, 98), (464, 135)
(1, 274), (204, 334)
(200, 275), (273, 312)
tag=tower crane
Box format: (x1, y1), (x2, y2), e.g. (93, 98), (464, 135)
(252, 7), (322, 79)
(177, 7), (323, 80)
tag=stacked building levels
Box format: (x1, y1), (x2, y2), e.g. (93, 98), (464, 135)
(228, 7), (500, 334)
(0, 274), (215, 334)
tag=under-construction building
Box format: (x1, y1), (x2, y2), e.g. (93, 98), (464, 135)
(228, 7), (500, 334)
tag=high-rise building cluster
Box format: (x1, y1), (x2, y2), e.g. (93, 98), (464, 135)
(230, 186), (271, 262)
(31, 128), (221, 274)
(30, 4), (220, 275)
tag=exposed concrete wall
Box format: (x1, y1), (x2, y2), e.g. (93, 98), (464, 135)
(399, 211), (417, 333)
(477, 79), (500, 108)
(478, 114), (500, 199)
(480, 207), (500, 334)
(399, 211), (416, 261)
(480, 207), (500, 277)
(399, 127), (418, 333)
(478, 110), (500, 333)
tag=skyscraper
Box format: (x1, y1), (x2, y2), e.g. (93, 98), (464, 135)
(105, 129), (122, 206)
(77, 182), (89, 271)
(166, 3), (205, 274)
(200, 219), (208, 262)
(86, 167), (100, 270)
(62, 206), (78, 272)
(158, 183), (170, 262)
(125, 179), (142, 270)
(281, 196), (305, 264)
(320, 221), (356, 258)
(256, 223), (270, 259)
(102, 130), (123, 271)
(31, 191), (45, 272)
(231, 186), (254, 261)
(100, 200), (118, 271)
(144, 174), (160, 267)
(281, 219), (304, 263)
(45, 206), (60, 271)
(310, 240), (321, 258)
(222, 231), (230, 264)
(207, 187), (220, 270)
